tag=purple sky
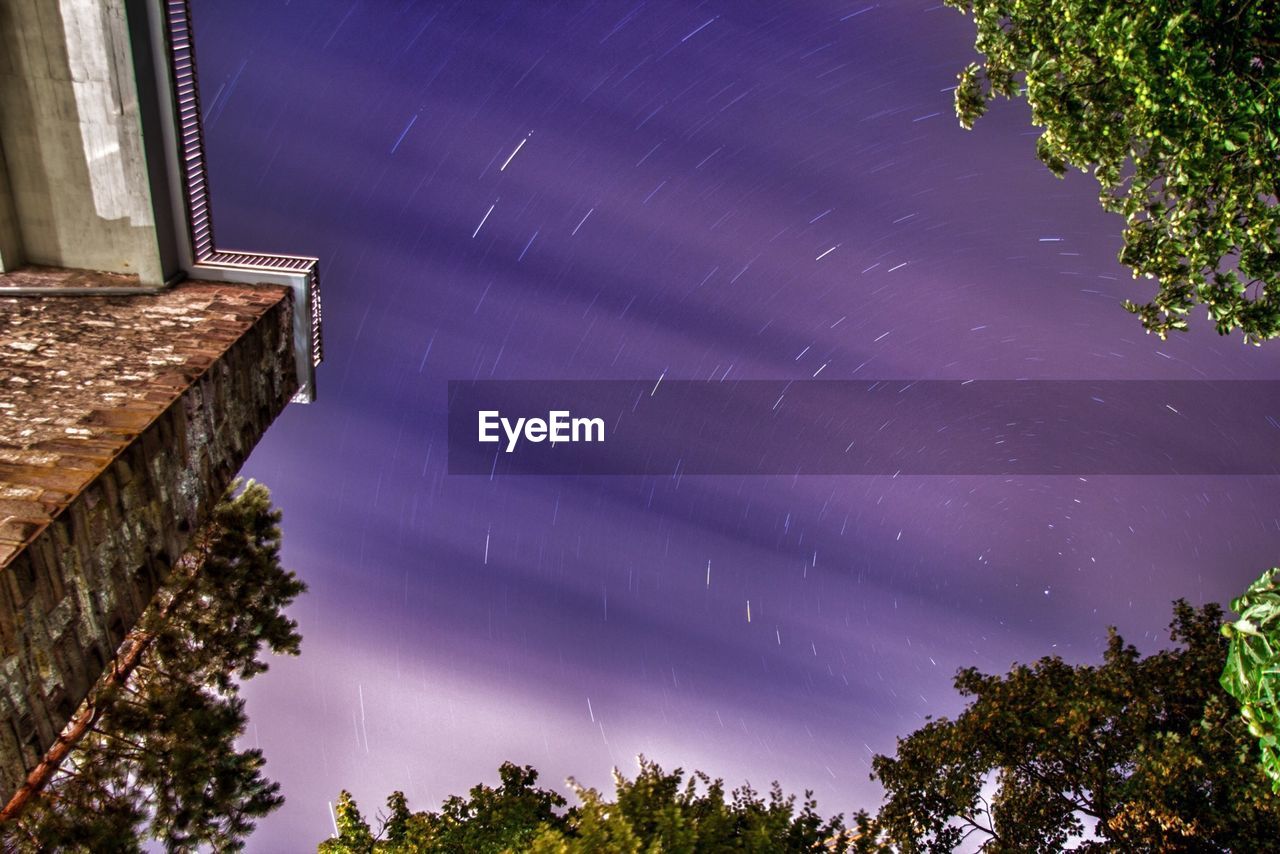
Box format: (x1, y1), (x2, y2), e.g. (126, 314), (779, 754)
(189, 1), (1280, 849)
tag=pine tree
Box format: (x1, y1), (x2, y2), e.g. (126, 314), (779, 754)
(0, 480), (306, 852)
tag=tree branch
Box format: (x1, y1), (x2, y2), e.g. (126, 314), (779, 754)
(0, 631), (153, 824)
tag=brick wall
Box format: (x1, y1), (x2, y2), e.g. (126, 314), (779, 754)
(0, 281), (297, 802)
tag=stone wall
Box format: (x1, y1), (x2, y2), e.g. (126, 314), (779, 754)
(0, 281), (297, 802)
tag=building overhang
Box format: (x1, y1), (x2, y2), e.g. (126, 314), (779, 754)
(133, 0), (323, 402)
(0, 0), (323, 807)
(0, 279), (300, 805)
(0, 0), (322, 402)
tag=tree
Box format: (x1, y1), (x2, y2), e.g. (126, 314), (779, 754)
(1222, 566), (1280, 792)
(0, 480), (306, 852)
(871, 601), (1280, 851)
(320, 762), (568, 854)
(320, 758), (861, 853)
(946, 0), (1279, 341)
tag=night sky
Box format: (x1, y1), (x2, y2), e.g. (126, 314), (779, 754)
(188, 1), (1280, 849)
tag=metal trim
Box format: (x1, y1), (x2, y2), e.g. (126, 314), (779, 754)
(157, 0), (323, 402)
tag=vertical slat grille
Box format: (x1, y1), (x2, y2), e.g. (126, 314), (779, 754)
(163, 0), (214, 260)
(159, 0), (323, 371)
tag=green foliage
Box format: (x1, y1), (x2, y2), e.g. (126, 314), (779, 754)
(320, 758), (858, 853)
(552, 759), (854, 853)
(319, 762), (565, 854)
(324, 602), (1280, 852)
(2, 480), (306, 852)
(331, 790), (378, 852)
(1222, 566), (1280, 791)
(947, 0), (1280, 341)
(871, 601), (1280, 851)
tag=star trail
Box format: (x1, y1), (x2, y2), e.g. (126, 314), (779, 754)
(188, 1), (1280, 848)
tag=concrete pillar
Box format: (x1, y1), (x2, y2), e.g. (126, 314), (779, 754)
(0, 0), (164, 284)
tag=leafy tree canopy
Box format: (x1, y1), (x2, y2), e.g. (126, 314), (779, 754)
(871, 601), (1280, 851)
(1222, 566), (1280, 792)
(319, 758), (870, 853)
(947, 0), (1279, 341)
(1, 480), (306, 853)
(321, 762), (567, 854)
(323, 600), (1280, 853)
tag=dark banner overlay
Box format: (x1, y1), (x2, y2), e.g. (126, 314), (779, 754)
(447, 381), (1280, 476)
